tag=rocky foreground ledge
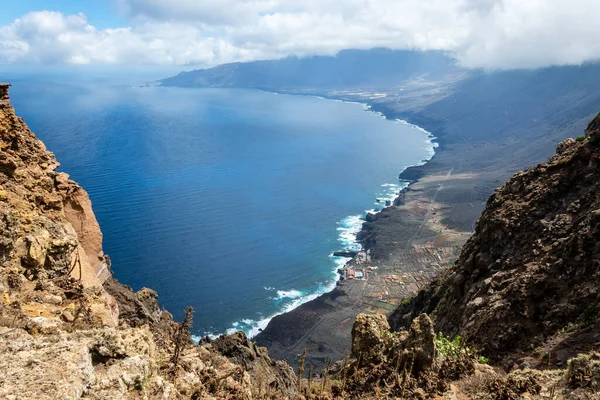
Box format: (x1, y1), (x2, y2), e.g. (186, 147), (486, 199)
(1, 82), (599, 399)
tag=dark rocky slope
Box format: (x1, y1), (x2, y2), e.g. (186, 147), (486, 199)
(391, 114), (600, 366)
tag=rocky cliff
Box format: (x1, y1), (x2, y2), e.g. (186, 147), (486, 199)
(391, 114), (600, 370)
(0, 82), (116, 327)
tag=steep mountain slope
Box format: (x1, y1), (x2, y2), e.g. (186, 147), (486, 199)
(369, 63), (600, 237)
(391, 114), (600, 367)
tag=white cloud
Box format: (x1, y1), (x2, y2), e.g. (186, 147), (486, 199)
(0, 11), (264, 65)
(456, 0), (600, 69)
(1, 1), (600, 69)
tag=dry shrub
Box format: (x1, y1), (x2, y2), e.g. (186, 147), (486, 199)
(487, 375), (541, 400)
(566, 352), (600, 390)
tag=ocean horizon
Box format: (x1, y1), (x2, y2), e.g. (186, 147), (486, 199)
(6, 76), (435, 339)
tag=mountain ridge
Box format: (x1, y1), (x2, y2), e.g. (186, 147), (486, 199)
(158, 49), (463, 90)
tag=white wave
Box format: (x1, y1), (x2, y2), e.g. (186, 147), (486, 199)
(330, 254), (349, 269)
(275, 289), (303, 300)
(374, 181), (411, 207)
(263, 286), (275, 291)
(336, 215), (364, 250)
(198, 279), (339, 340)
(192, 332), (219, 341)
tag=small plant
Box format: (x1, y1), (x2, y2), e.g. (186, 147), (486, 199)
(400, 297), (412, 307)
(297, 348), (306, 392)
(533, 347), (542, 357)
(557, 321), (581, 335)
(340, 350), (350, 392)
(321, 357), (332, 391)
(435, 333), (488, 364)
(307, 363), (313, 395)
(576, 135), (586, 142)
(170, 306), (194, 373)
(477, 354), (490, 364)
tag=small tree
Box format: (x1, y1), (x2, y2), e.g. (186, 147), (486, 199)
(171, 306), (194, 371)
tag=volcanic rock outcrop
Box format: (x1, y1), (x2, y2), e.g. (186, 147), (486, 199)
(391, 114), (600, 368)
(0, 82), (116, 328)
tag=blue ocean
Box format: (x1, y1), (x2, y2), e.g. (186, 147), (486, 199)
(5, 72), (435, 338)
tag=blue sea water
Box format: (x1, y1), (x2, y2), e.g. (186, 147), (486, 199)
(5, 74), (435, 338)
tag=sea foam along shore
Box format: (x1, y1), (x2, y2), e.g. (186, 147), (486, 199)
(194, 96), (438, 342)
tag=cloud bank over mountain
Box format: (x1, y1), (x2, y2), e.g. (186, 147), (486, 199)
(1, 0), (599, 69)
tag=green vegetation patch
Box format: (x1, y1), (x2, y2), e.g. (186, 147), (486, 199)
(435, 333), (489, 364)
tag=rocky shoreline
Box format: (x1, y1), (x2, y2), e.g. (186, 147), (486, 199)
(254, 98), (456, 369)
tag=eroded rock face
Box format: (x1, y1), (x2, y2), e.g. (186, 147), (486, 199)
(566, 352), (600, 389)
(351, 314), (394, 366)
(391, 112), (600, 360)
(351, 313), (435, 374)
(404, 313), (436, 374)
(211, 331), (297, 395)
(0, 84), (117, 329)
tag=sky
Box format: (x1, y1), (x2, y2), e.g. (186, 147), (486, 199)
(1, 0), (600, 70)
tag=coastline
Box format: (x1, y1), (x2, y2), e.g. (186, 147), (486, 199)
(252, 93), (452, 368)
(254, 76), (584, 368)
(228, 94), (440, 342)
(196, 93), (440, 342)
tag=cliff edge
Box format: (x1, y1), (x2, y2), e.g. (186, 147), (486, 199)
(0, 82), (116, 326)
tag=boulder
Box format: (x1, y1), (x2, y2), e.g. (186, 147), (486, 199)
(351, 313), (391, 366)
(403, 314), (436, 374)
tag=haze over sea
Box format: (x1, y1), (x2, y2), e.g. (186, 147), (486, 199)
(5, 72), (435, 338)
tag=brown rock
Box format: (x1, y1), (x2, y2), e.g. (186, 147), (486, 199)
(61, 310), (75, 322)
(404, 313), (436, 374)
(135, 287), (161, 318)
(24, 231), (50, 269)
(351, 313), (391, 366)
